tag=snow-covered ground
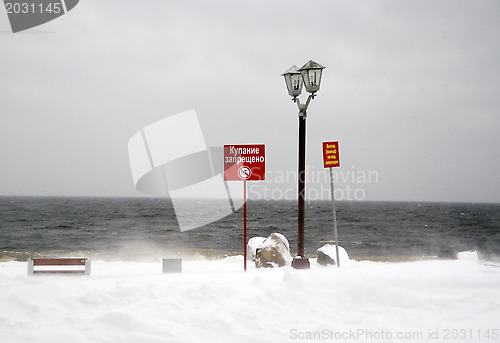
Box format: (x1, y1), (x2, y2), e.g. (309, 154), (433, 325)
(1, 255), (499, 343)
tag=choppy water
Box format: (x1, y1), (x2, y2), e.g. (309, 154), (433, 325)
(1, 197), (499, 261)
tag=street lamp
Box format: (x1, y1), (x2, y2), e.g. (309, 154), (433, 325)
(282, 60), (325, 269)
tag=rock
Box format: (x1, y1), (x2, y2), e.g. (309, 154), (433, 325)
(247, 237), (266, 261)
(317, 244), (350, 266)
(254, 233), (292, 268)
(317, 248), (335, 266)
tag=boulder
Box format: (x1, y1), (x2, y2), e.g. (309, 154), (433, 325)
(317, 244), (350, 266)
(254, 233), (292, 268)
(247, 237), (266, 261)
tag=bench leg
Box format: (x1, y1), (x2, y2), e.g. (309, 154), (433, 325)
(27, 259), (34, 275)
(84, 259), (91, 275)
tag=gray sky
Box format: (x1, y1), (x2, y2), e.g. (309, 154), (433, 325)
(1, 0), (499, 203)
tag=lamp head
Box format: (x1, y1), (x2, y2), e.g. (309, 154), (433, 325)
(298, 60), (325, 94)
(282, 65), (303, 98)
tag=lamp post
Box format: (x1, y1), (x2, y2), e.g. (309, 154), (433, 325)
(282, 60), (325, 269)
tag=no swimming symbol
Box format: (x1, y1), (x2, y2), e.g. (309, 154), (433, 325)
(3, 0), (79, 33)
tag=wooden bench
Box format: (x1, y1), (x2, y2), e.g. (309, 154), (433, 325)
(28, 258), (91, 275)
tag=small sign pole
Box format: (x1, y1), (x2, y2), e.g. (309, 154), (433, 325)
(223, 144), (266, 272)
(243, 179), (247, 271)
(329, 167), (340, 268)
(322, 141), (341, 267)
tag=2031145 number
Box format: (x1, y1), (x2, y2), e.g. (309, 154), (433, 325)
(443, 329), (498, 340)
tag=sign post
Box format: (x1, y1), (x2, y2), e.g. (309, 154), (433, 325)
(322, 141), (341, 267)
(224, 144), (266, 271)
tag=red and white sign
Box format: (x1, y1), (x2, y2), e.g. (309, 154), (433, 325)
(322, 141), (340, 168)
(224, 144), (265, 181)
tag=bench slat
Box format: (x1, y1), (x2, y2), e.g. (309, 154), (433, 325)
(32, 258), (87, 266)
(33, 270), (86, 274)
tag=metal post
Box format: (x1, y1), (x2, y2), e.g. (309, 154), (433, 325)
(297, 115), (306, 257)
(292, 95), (313, 269)
(243, 179), (247, 271)
(329, 167), (340, 267)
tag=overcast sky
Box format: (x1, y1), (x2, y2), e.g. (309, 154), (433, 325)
(1, 0), (499, 203)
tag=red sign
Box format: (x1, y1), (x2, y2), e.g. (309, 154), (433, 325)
(323, 141), (340, 168)
(224, 144), (265, 181)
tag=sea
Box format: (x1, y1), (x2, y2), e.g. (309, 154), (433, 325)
(1, 196), (499, 262)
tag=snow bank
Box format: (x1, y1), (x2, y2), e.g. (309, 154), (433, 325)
(457, 250), (480, 263)
(1, 257), (499, 343)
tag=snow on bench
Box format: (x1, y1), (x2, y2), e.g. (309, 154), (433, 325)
(28, 258), (91, 275)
